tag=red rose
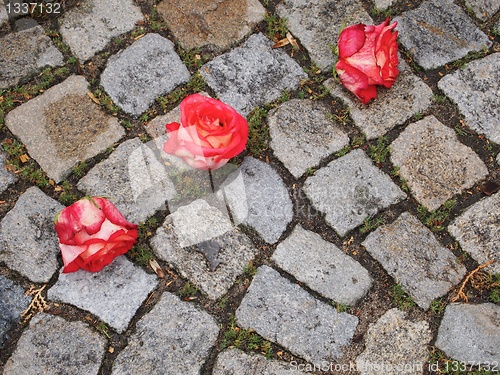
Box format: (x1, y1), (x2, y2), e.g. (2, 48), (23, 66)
(163, 94), (248, 170)
(335, 18), (399, 104)
(54, 197), (138, 273)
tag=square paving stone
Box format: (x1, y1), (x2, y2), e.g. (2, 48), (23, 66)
(362, 212), (467, 310)
(236, 265), (359, 366)
(276, 0), (372, 71)
(222, 156), (293, 244)
(151, 199), (257, 300)
(0, 275), (31, 348)
(0, 186), (64, 283)
(77, 138), (176, 224)
(272, 225), (372, 306)
(111, 292), (219, 375)
(303, 149), (406, 237)
(48, 256), (158, 333)
(268, 99), (349, 178)
(0, 152), (16, 194)
(464, 0), (500, 20)
(448, 193), (499, 275)
(213, 348), (307, 375)
(390, 116), (488, 211)
(59, 0), (143, 61)
(5, 75), (125, 182)
(436, 303), (500, 364)
(324, 60), (433, 140)
(101, 33), (190, 116)
(394, 0), (491, 70)
(200, 32), (307, 116)
(156, 0), (265, 51)
(438, 53), (500, 144)
(0, 24), (64, 89)
(355, 308), (432, 375)
(3, 313), (106, 375)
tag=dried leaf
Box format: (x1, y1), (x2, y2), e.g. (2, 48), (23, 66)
(87, 92), (100, 105)
(149, 259), (165, 278)
(481, 180), (499, 196)
(286, 32), (299, 50)
(272, 38), (289, 49)
(19, 154), (30, 163)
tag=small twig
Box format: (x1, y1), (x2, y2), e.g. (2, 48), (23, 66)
(451, 260), (495, 303)
(21, 285), (49, 321)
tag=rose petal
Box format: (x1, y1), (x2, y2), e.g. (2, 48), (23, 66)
(336, 59), (377, 104)
(338, 24), (366, 59)
(55, 198), (105, 243)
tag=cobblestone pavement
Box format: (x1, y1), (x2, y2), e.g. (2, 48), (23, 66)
(1, 0), (499, 374)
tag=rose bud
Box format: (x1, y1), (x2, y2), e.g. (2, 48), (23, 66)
(335, 18), (399, 104)
(163, 94), (248, 170)
(54, 197), (138, 273)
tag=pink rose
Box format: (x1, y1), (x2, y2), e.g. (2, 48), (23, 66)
(163, 94), (248, 170)
(54, 197), (138, 273)
(335, 18), (399, 104)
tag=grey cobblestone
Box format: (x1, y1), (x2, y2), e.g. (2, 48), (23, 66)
(236, 265), (358, 366)
(48, 256), (158, 333)
(464, 0), (500, 20)
(77, 138), (176, 224)
(3, 313), (106, 375)
(436, 303), (500, 363)
(362, 212), (466, 310)
(151, 199), (257, 300)
(394, 0), (491, 70)
(438, 53), (500, 144)
(200, 33), (307, 116)
(59, 0), (143, 61)
(356, 309), (432, 375)
(5, 75), (125, 182)
(213, 348), (307, 374)
(222, 156), (293, 243)
(156, 0), (265, 51)
(448, 193), (500, 274)
(390, 116), (488, 211)
(0, 275), (30, 347)
(268, 99), (349, 178)
(112, 292), (219, 375)
(0, 24), (63, 89)
(0, 0), (8, 27)
(272, 225), (372, 305)
(101, 33), (190, 116)
(0, 187), (63, 283)
(303, 149), (406, 236)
